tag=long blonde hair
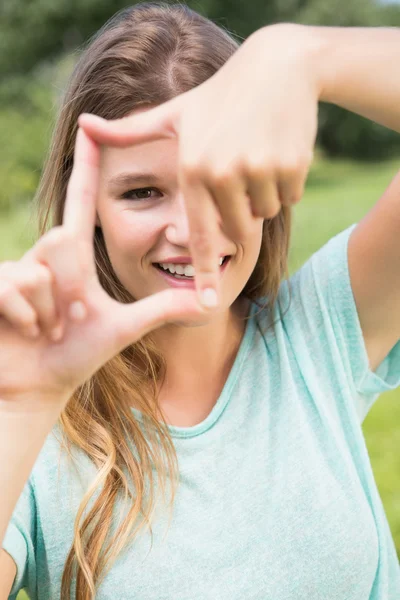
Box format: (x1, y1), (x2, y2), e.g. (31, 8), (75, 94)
(34, 2), (292, 597)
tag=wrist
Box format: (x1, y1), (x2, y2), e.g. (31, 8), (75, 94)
(254, 22), (329, 101)
(0, 389), (71, 417)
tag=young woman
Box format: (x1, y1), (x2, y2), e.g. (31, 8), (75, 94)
(1, 2), (400, 599)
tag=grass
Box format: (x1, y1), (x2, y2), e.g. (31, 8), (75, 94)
(4, 152), (400, 600)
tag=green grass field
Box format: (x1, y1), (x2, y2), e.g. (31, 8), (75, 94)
(2, 153), (399, 599)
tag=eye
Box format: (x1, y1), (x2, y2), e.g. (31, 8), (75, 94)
(120, 187), (161, 201)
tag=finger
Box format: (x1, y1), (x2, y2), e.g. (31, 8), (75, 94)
(204, 172), (254, 242)
(110, 288), (206, 352)
(0, 281), (39, 339)
(179, 173), (221, 309)
(63, 127), (100, 242)
(2, 262), (60, 340)
(77, 98), (181, 147)
(246, 176), (281, 219)
(276, 164), (308, 206)
(31, 229), (90, 334)
(23, 265), (60, 339)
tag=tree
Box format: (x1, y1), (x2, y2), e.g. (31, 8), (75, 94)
(1, 0), (399, 159)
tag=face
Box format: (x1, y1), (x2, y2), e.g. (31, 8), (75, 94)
(96, 108), (264, 326)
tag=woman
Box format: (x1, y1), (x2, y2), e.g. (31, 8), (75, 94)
(1, 2), (400, 598)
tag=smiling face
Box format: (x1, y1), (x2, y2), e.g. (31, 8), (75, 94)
(96, 112), (264, 325)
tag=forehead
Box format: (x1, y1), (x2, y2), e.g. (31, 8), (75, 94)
(100, 136), (179, 175)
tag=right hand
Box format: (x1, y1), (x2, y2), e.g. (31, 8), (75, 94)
(0, 127), (208, 412)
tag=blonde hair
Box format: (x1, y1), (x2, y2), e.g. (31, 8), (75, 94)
(34, 2), (292, 597)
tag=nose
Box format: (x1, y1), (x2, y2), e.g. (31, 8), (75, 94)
(164, 192), (191, 247)
(165, 191), (224, 251)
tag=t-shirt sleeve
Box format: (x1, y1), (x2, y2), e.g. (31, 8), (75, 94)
(1, 477), (37, 598)
(298, 223), (400, 422)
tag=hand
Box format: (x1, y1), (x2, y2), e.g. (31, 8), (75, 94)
(78, 23), (320, 308)
(0, 128), (207, 411)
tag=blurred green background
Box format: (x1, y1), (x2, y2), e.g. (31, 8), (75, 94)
(0, 0), (399, 598)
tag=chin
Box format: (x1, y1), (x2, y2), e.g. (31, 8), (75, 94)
(169, 315), (215, 328)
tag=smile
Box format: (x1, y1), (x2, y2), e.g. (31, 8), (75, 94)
(152, 255), (231, 288)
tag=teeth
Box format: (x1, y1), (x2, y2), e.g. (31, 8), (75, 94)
(158, 256), (225, 276)
(159, 263), (195, 277)
(182, 264), (194, 277)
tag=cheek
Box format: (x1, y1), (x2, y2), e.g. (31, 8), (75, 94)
(103, 211), (160, 262)
(239, 223), (263, 274)
(244, 219), (263, 254)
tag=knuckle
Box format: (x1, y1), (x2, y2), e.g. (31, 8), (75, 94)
(0, 281), (14, 302)
(245, 157), (269, 180)
(35, 265), (53, 286)
(212, 164), (236, 187)
(279, 156), (306, 176)
(279, 161), (297, 177)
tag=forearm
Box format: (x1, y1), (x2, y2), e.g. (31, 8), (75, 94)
(0, 403), (61, 545)
(305, 25), (400, 133)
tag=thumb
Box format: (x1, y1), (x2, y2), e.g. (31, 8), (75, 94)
(77, 96), (183, 147)
(110, 288), (207, 352)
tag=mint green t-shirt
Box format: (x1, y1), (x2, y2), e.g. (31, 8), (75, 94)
(3, 223), (400, 599)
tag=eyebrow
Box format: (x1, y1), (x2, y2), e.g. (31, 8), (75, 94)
(107, 171), (161, 192)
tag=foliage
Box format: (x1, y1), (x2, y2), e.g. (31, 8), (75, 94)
(0, 0), (386, 75)
(0, 56), (74, 212)
(1, 0), (400, 176)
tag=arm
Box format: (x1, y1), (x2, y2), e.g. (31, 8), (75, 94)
(294, 24), (400, 133)
(0, 402), (62, 549)
(288, 23), (400, 371)
(0, 550), (17, 599)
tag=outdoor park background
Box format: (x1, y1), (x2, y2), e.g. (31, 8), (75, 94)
(0, 0), (399, 598)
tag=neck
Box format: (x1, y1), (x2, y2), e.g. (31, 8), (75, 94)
(153, 296), (251, 402)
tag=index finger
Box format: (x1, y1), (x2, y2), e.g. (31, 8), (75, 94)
(77, 97), (181, 148)
(179, 174), (221, 309)
(63, 127), (100, 240)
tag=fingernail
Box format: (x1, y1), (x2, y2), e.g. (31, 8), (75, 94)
(69, 301), (87, 321)
(200, 288), (218, 308)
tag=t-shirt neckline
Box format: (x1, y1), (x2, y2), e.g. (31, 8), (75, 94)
(130, 300), (257, 439)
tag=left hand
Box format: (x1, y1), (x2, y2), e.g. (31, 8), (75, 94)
(78, 23), (320, 308)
